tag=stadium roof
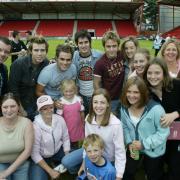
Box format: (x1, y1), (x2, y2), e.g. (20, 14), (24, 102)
(158, 0), (180, 6)
(0, 0), (143, 16)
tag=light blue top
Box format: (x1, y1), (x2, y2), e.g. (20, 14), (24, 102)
(120, 99), (170, 158)
(37, 63), (77, 100)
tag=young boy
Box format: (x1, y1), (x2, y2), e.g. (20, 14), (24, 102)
(79, 134), (116, 180)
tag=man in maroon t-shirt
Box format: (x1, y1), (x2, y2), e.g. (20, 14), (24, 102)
(94, 31), (125, 114)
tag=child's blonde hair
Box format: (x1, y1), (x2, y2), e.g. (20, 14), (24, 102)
(83, 134), (104, 150)
(60, 79), (77, 95)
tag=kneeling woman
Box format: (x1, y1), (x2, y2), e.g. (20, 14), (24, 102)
(30, 95), (70, 180)
(120, 77), (169, 180)
(0, 93), (33, 180)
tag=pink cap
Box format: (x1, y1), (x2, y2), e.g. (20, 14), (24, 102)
(37, 95), (54, 111)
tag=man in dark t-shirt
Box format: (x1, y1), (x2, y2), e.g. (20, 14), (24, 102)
(11, 30), (27, 63)
(94, 31), (125, 114)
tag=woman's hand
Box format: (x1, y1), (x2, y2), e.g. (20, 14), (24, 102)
(132, 140), (142, 150)
(49, 169), (60, 179)
(161, 112), (179, 127)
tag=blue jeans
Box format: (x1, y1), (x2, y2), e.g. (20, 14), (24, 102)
(29, 147), (65, 180)
(79, 94), (91, 116)
(0, 161), (30, 180)
(61, 148), (83, 174)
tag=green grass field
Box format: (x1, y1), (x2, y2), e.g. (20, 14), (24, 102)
(5, 39), (154, 69)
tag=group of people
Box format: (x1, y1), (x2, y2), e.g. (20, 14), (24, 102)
(0, 28), (179, 180)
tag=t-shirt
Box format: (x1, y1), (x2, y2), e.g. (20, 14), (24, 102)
(94, 51), (125, 100)
(84, 156), (116, 180)
(11, 40), (27, 62)
(37, 63), (77, 100)
(0, 117), (28, 163)
(77, 55), (94, 97)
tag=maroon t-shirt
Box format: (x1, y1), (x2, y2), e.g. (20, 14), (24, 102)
(94, 51), (125, 100)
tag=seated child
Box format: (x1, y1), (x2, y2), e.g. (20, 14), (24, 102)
(78, 134), (116, 180)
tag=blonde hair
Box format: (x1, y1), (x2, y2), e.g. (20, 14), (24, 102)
(60, 79), (77, 95)
(83, 134), (104, 150)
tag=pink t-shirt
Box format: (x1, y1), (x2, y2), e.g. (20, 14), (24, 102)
(57, 95), (84, 142)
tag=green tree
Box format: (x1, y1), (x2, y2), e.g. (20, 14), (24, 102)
(143, 0), (158, 30)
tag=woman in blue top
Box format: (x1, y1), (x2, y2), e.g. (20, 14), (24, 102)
(120, 76), (169, 180)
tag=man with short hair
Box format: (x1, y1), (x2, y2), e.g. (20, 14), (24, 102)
(94, 31), (125, 114)
(73, 30), (102, 115)
(0, 36), (11, 96)
(9, 36), (49, 120)
(36, 44), (77, 101)
(11, 30), (27, 63)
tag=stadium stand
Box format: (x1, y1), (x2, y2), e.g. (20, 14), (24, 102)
(163, 26), (180, 39)
(0, 20), (36, 37)
(77, 20), (113, 37)
(115, 20), (137, 37)
(36, 20), (74, 37)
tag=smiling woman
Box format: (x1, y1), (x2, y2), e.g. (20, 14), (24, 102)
(120, 76), (169, 180)
(0, 93), (33, 180)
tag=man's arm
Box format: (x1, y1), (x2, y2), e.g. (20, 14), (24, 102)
(93, 75), (102, 90)
(36, 84), (46, 97)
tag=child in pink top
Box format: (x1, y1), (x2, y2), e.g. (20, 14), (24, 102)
(57, 79), (85, 149)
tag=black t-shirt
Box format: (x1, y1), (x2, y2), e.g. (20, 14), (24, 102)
(11, 40), (27, 62)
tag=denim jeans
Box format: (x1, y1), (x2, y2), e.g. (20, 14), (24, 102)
(29, 147), (65, 180)
(0, 161), (30, 180)
(79, 94), (91, 116)
(61, 148), (83, 174)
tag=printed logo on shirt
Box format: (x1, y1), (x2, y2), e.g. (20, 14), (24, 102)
(107, 61), (124, 78)
(79, 66), (93, 81)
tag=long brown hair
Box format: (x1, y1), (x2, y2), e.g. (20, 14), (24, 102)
(143, 57), (173, 91)
(87, 88), (111, 126)
(121, 76), (149, 108)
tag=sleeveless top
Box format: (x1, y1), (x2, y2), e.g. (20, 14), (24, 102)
(0, 116), (28, 163)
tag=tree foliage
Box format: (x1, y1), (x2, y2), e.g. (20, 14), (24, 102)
(143, 0), (158, 30)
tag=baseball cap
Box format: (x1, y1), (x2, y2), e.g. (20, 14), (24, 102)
(37, 95), (54, 111)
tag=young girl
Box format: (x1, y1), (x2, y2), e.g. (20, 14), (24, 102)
(144, 58), (180, 180)
(121, 36), (139, 78)
(120, 76), (169, 180)
(57, 79), (85, 149)
(129, 48), (151, 78)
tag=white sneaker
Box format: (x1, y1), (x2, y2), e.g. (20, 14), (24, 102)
(54, 164), (67, 173)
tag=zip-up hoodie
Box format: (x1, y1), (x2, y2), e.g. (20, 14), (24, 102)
(85, 114), (126, 178)
(120, 99), (170, 158)
(31, 114), (70, 164)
